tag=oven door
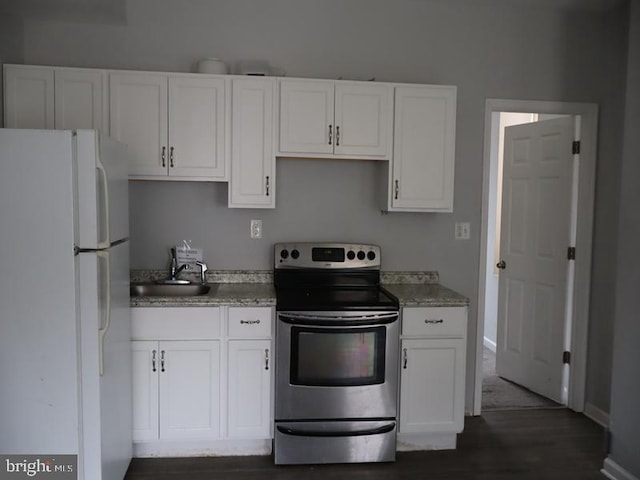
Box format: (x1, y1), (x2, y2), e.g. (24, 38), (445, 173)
(275, 311), (399, 420)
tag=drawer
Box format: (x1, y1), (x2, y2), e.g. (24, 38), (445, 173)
(401, 307), (467, 337)
(227, 307), (272, 338)
(132, 307), (221, 340)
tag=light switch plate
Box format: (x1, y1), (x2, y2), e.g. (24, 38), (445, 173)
(455, 222), (471, 240)
(251, 219), (262, 239)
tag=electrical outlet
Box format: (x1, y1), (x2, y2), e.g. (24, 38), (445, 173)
(455, 222), (471, 240)
(250, 219), (262, 239)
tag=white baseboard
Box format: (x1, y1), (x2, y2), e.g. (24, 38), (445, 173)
(134, 439), (272, 458)
(583, 402), (610, 427)
(602, 457), (640, 480)
(483, 337), (497, 352)
(396, 433), (457, 451)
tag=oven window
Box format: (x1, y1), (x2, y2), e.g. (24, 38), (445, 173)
(291, 326), (386, 386)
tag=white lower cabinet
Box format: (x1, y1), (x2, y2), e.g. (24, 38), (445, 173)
(399, 338), (465, 434)
(398, 306), (467, 450)
(131, 305), (273, 456)
(132, 340), (221, 442)
(226, 306), (273, 439)
(227, 339), (272, 438)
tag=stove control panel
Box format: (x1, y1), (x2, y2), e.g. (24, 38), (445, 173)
(275, 243), (381, 269)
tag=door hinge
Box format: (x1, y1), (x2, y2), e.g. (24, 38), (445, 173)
(572, 140), (581, 155)
(563, 351), (571, 364)
(567, 246), (576, 260)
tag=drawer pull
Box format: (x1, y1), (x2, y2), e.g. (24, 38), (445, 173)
(425, 319), (444, 324)
(240, 319), (261, 325)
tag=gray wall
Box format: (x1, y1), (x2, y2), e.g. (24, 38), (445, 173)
(14, 0), (628, 414)
(607, 0), (640, 476)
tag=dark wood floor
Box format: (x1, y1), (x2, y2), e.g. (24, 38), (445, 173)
(125, 409), (606, 480)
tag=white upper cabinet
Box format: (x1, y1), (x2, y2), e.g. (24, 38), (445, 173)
(278, 79), (392, 159)
(387, 85), (457, 212)
(109, 72), (226, 181)
(168, 76), (226, 179)
(4, 65), (106, 133)
(55, 69), (107, 133)
(229, 77), (276, 208)
(109, 72), (168, 177)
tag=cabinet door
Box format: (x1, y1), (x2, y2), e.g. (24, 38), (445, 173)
(391, 86), (456, 212)
(334, 84), (391, 158)
(158, 340), (221, 440)
(109, 72), (168, 177)
(399, 338), (465, 434)
(132, 341), (160, 442)
(55, 69), (106, 134)
(279, 79), (334, 155)
(4, 65), (54, 129)
(168, 76), (226, 180)
(227, 340), (272, 438)
(229, 78), (276, 208)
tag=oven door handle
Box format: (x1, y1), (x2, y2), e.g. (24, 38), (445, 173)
(278, 312), (398, 326)
(276, 422), (395, 438)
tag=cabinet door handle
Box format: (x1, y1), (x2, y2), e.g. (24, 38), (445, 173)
(240, 319), (261, 325)
(161, 146), (166, 168)
(266, 176), (270, 196)
(328, 125), (332, 145)
(160, 350), (166, 372)
(265, 348), (270, 370)
(425, 319), (444, 324)
(394, 180), (399, 200)
(403, 348), (408, 369)
(336, 125), (340, 146)
(152, 349), (157, 372)
(169, 146), (174, 168)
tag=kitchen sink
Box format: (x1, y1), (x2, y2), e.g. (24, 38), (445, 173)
(130, 283), (212, 297)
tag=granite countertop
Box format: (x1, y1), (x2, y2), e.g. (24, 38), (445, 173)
(129, 270), (469, 308)
(130, 282), (276, 307)
(383, 283), (469, 307)
(130, 270), (276, 307)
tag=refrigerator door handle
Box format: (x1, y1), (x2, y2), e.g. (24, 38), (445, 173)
(95, 153), (111, 250)
(97, 250), (111, 375)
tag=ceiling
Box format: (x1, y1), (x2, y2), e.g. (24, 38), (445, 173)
(0, 0), (626, 25)
(0, 0), (127, 24)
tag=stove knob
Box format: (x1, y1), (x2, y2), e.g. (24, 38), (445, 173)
(280, 249), (289, 259)
(357, 250), (366, 260)
(367, 251), (376, 261)
(347, 250), (356, 260)
(291, 249), (300, 260)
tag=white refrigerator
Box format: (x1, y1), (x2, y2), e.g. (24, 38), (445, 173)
(0, 129), (132, 480)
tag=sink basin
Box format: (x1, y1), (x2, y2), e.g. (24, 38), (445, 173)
(130, 283), (212, 297)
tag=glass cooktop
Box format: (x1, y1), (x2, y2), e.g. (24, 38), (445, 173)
(276, 286), (399, 311)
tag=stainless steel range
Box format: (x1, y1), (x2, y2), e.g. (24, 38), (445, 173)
(273, 243), (400, 465)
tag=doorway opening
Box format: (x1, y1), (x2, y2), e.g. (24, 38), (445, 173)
(473, 99), (598, 416)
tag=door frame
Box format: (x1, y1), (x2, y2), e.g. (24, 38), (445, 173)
(473, 99), (598, 415)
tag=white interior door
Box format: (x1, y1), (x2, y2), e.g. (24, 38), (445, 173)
(496, 116), (575, 403)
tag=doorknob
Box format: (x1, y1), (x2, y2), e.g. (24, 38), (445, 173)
(496, 260), (506, 269)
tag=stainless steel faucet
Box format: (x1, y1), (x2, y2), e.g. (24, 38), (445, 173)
(195, 261), (208, 284)
(168, 247), (190, 284)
